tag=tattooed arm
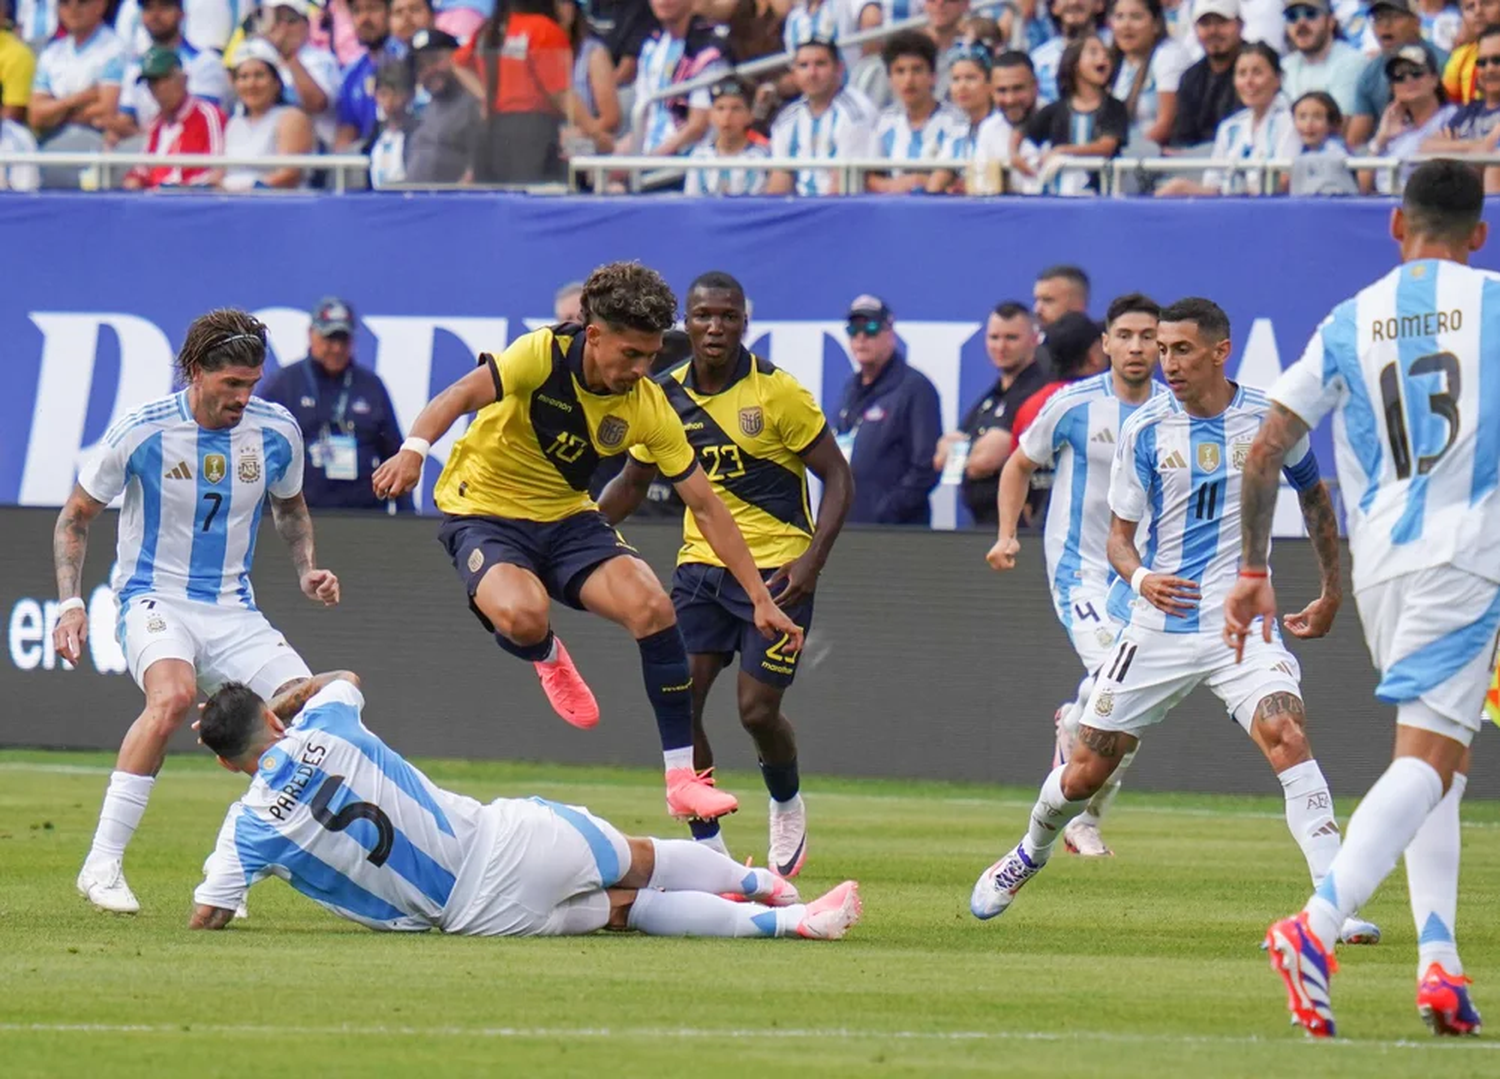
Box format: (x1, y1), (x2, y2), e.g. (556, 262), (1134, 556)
(51, 486), (109, 666)
(266, 670), (361, 721)
(1284, 479), (1342, 640)
(270, 493), (340, 606)
(1239, 403), (1310, 571)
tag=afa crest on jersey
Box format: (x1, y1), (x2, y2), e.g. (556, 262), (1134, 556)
(1094, 689), (1115, 717)
(739, 407), (764, 437)
(596, 416), (629, 449)
(203, 453), (227, 484)
(1232, 440), (1253, 470)
(238, 450), (262, 484)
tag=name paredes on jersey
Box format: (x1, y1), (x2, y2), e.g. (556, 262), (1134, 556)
(267, 740), (328, 820)
(1370, 308), (1463, 341)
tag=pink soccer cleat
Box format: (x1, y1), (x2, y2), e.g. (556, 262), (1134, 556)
(796, 880), (862, 940)
(1417, 964), (1482, 1036)
(1265, 913), (1339, 1038)
(665, 768), (738, 822)
(534, 638), (599, 729)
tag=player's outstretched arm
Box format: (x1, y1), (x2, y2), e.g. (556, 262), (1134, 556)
(52, 485), (108, 666)
(987, 450), (1041, 572)
(270, 493), (340, 607)
(372, 363), (502, 500)
(597, 457), (657, 526)
(267, 670), (360, 720)
(770, 431), (854, 608)
(674, 466), (805, 651)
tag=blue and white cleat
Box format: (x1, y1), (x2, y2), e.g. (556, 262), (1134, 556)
(1339, 917), (1380, 945)
(1417, 964), (1482, 1036)
(1266, 913), (1339, 1038)
(970, 843), (1045, 920)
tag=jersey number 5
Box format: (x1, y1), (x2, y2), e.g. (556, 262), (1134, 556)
(1380, 352), (1461, 480)
(311, 773), (394, 867)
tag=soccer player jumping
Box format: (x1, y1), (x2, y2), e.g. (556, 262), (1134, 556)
(1234, 160), (1497, 1039)
(372, 262), (805, 825)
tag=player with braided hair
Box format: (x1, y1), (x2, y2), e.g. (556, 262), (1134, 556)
(55, 307), (341, 915)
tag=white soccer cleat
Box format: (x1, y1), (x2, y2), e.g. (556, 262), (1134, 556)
(1062, 818), (1113, 857)
(795, 880), (861, 940)
(768, 796), (808, 878)
(970, 843), (1046, 920)
(1339, 916), (1380, 945)
(234, 900), (249, 921)
(77, 859), (140, 914)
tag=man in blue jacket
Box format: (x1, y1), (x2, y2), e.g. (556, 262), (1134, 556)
(834, 296), (942, 526)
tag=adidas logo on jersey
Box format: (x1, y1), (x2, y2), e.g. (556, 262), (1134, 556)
(1091, 429), (1115, 444)
(1157, 449), (1188, 472)
(167, 461), (193, 480)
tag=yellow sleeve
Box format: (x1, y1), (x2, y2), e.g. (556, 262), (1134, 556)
(488, 330), (550, 399)
(628, 443), (657, 465)
(639, 383), (696, 481)
(771, 372), (831, 454)
(1, 41), (35, 108)
(1443, 47), (1469, 103)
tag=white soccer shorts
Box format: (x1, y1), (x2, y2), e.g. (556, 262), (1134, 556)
(1355, 566), (1500, 745)
(1080, 623), (1304, 737)
(118, 593), (312, 697)
(442, 796), (633, 937)
(1059, 584), (1124, 674)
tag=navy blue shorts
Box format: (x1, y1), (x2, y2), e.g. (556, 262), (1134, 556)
(671, 563), (813, 688)
(438, 512), (637, 624)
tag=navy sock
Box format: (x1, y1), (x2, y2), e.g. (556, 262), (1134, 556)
(689, 818), (721, 840)
(638, 626), (693, 753)
(495, 628), (554, 663)
(760, 758), (800, 803)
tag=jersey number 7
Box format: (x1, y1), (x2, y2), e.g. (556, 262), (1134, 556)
(310, 773), (395, 867)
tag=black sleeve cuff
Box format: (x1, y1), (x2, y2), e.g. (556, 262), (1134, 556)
(479, 352), (502, 400)
(661, 459), (698, 485)
(794, 423), (831, 458)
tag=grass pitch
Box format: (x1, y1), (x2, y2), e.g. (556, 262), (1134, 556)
(2, 749), (1499, 1078)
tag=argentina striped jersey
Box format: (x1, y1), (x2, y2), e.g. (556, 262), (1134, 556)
(873, 102), (969, 164)
(770, 89), (875, 195)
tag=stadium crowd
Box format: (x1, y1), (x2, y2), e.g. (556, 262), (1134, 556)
(3, 0), (1500, 192)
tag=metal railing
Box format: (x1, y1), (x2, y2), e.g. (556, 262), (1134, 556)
(0, 151), (371, 193)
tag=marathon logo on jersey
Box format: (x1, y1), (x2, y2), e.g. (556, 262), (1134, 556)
(536, 393), (574, 413)
(1231, 440), (1253, 470)
(1197, 444), (1221, 472)
(739, 407), (764, 437)
(238, 449), (261, 485)
(203, 453), (227, 485)
(596, 416), (629, 449)
(266, 741), (329, 820)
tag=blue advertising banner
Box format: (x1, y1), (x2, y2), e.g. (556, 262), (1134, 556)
(4, 193), (1491, 527)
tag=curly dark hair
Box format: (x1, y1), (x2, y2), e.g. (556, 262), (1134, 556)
(580, 262), (678, 334)
(198, 681), (265, 761)
(176, 309), (268, 383)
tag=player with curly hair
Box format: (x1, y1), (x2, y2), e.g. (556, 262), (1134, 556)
(373, 262), (804, 823)
(56, 307), (341, 915)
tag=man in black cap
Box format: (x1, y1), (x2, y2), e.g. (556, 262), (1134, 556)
(405, 28), (479, 184)
(260, 298), (414, 512)
(834, 295), (942, 527)
(1349, 0), (1448, 149)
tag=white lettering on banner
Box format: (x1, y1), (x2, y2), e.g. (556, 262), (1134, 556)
(21, 313), (175, 507)
(253, 307), (314, 370)
(748, 321), (845, 396)
(8, 600), (44, 671)
(5, 576), (127, 678)
(88, 583), (127, 674)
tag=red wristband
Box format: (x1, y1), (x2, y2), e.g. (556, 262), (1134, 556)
(1238, 568), (1270, 579)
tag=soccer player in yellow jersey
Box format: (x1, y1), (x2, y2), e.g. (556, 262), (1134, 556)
(372, 263), (804, 823)
(599, 272), (854, 876)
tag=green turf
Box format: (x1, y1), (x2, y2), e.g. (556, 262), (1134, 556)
(3, 750), (1498, 1078)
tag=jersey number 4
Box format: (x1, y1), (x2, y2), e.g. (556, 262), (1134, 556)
(310, 773), (394, 867)
(1380, 352), (1461, 480)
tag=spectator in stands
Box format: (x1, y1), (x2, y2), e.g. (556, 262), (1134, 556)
(432, 0), (486, 44)
(28, 0), (124, 152)
(964, 48), (1039, 191)
(927, 41), (998, 191)
(1033, 264), (1090, 329)
(1110, 0), (1192, 150)
(558, 0), (620, 158)
(924, 0), (971, 95)
(784, 0), (840, 54)
(1170, 0), (1243, 149)
(367, 57), (414, 186)
(1442, 0), (1500, 104)
(1361, 42), (1455, 190)
(868, 31), (967, 191)
(1032, 0), (1104, 103)
(0, 113), (39, 189)
(261, 297), (413, 513)
(120, 46), (226, 187)
(390, 0), (432, 45)
(335, 0), (405, 150)
(1349, 0), (1448, 147)
(934, 300), (1047, 525)
(623, 0), (729, 162)
(835, 294), (943, 527)
(768, 38), (876, 194)
(1424, 23), (1500, 188)
(687, 77), (770, 194)
(112, 0), (231, 143)
(555, 281), (584, 322)
(1, 3), (35, 123)
(1278, 90), (1356, 193)
(1158, 40), (1292, 193)
(1281, 0), (1364, 120)
(1015, 34), (1128, 194)
(1163, 0), (1204, 55)
(219, 37), (315, 190)
(261, 0), (342, 147)
(1421, 0), (1464, 50)
(705, 0), (785, 66)
(588, 0), (656, 86)
(405, 27), (477, 182)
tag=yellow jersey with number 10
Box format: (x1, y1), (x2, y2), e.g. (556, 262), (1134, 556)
(435, 325), (697, 522)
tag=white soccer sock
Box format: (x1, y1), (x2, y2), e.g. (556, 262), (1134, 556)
(662, 747), (694, 772)
(1022, 765), (1088, 863)
(625, 888), (799, 938)
(1406, 771), (1467, 976)
(1279, 759), (1341, 888)
(1082, 747), (1136, 824)
(539, 637), (560, 664)
(647, 837), (769, 895)
(1304, 756), (1444, 949)
(87, 771), (155, 865)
